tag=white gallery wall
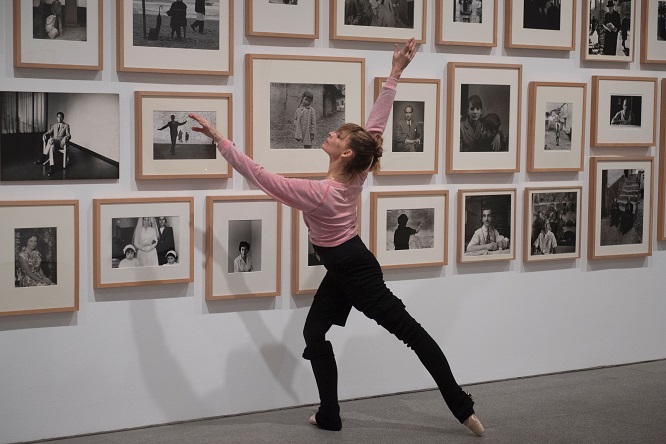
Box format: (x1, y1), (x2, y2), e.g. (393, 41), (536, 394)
(1, 1), (665, 442)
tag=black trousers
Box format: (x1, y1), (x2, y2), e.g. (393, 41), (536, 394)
(302, 235), (474, 431)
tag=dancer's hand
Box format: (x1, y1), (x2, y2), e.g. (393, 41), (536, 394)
(391, 37), (417, 79)
(190, 113), (222, 143)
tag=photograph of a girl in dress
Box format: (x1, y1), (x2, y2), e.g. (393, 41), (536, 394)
(15, 228), (57, 287)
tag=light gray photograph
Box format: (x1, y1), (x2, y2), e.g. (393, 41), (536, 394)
(228, 219), (262, 273)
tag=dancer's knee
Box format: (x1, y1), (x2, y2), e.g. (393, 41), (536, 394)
(302, 339), (334, 361)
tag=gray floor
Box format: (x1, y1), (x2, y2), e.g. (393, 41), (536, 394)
(35, 360), (666, 444)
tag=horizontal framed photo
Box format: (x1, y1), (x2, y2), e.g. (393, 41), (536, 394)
(206, 195), (281, 300)
(588, 157), (653, 260)
(117, 0), (233, 75)
(591, 76), (657, 147)
(446, 62), (522, 174)
(330, 0), (426, 43)
(524, 186), (582, 262)
(458, 188), (516, 263)
(93, 197), (194, 288)
(370, 189), (448, 269)
(660, 79), (666, 240)
(246, 0), (319, 39)
(436, 0), (497, 47)
(0, 200), (78, 317)
(373, 77), (440, 175)
(505, 0), (575, 50)
(246, 54), (364, 177)
(13, 0), (103, 70)
(641, 0), (666, 63)
(527, 82), (586, 172)
(135, 91), (232, 180)
(583, 0), (634, 62)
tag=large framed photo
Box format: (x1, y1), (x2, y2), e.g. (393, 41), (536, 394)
(591, 76), (657, 147)
(659, 79), (666, 240)
(524, 187), (582, 262)
(135, 91), (231, 180)
(373, 77), (440, 175)
(13, 0), (103, 70)
(588, 157), (653, 259)
(0, 90), (119, 181)
(0, 200), (78, 317)
(527, 82), (586, 172)
(246, 0), (319, 39)
(206, 195), (281, 300)
(117, 0), (233, 75)
(583, 0), (634, 62)
(370, 189), (448, 269)
(505, 0), (575, 50)
(641, 0), (666, 63)
(93, 197), (194, 288)
(246, 54), (364, 177)
(446, 62), (522, 174)
(436, 0), (497, 47)
(458, 189), (516, 263)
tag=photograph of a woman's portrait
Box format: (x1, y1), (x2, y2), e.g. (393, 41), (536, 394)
(385, 208), (434, 251)
(15, 227), (57, 288)
(110, 216), (180, 268)
(228, 219), (262, 273)
(459, 84), (511, 152)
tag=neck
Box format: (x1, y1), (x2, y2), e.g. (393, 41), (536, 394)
(326, 161), (351, 183)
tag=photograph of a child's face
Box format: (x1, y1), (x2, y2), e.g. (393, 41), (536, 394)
(459, 84), (510, 153)
(600, 168), (645, 247)
(228, 219), (262, 273)
(385, 208), (434, 251)
(153, 111), (216, 159)
(609, 95), (642, 127)
(544, 102), (572, 151)
(454, 0), (482, 23)
(344, 0), (415, 29)
(32, 0), (87, 41)
(392, 101), (425, 152)
(15, 227), (58, 288)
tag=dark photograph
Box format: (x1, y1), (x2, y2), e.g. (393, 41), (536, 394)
(344, 0), (414, 28)
(600, 168), (644, 246)
(588, 0), (632, 57)
(228, 220), (262, 273)
(111, 216), (180, 268)
(544, 102), (572, 151)
(658, 1), (666, 41)
(523, 0), (560, 30)
(392, 101), (424, 152)
(32, 0), (88, 41)
(609, 95), (642, 126)
(463, 195), (511, 255)
(15, 227), (57, 288)
(385, 208), (434, 251)
(454, 0), (482, 23)
(153, 111), (216, 159)
(459, 84), (510, 152)
(530, 192), (578, 256)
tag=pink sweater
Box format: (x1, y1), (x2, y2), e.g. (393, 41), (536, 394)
(217, 77), (398, 247)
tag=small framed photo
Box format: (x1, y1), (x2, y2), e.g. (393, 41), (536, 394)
(0, 200), (78, 317)
(93, 197), (194, 288)
(117, 0), (233, 75)
(370, 189), (448, 269)
(527, 82), (586, 172)
(206, 195), (281, 300)
(588, 157), (653, 259)
(446, 62), (522, 174)
(641, 0), (666, 63)
(591, 76), (657, 147)
(505, 0), (575, 50)
(659, 79), (666, 240)
(583, 0), (635, 62)
(13, 0), (103, 70)
(246, 0), (319, 39)
(135, 91), (232, 180)
(524, 186), (582, 262)
(458, 188), (516, 263)
(246, 54), (364, 177)
(436, 0), (497, 47)
(373, 77), (440, 175)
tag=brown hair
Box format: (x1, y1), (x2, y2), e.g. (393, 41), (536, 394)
(337, 123), (384, 176)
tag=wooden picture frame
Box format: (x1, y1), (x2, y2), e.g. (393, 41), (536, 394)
(206, 195), (281, 300)
(505, 0), (575, 50)
(135, 91), (232, 180)
(93, 197), (194, 288)
(583, 0), (635, 62)
(641, 0), (666, 63)
(436, 0), (497, 47)
(246, 0), (319, 39)
(659, 78), (666, 240)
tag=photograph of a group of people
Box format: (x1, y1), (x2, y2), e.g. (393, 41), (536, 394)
(15, 227), (57, 288)
(385, 208), (435, 251)
(600, 168), (645, 246)
(111, 216), (179, 268)
(459, 84), (510, 152)
(392, 101), (424, 152)
(529, 192), (578, 256)
(344, 0), (415, 28)
(609, 95), (642, 127)
(32, 0), (87, 41)
(543, 102), (572, 151)
(227, 219), (261, 273)
(588, 0), (632, 57)
(463, 195), (511, 256)
(454, 0), (482, 23)
(152, 111), (216, 159)
(523, 0), (561, 30)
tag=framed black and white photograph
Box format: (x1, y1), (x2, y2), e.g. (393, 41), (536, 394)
(527, 82), (586, 172)
(584, 0), (634, 62)
(0, 91), (119, 181)
(589, 157), (653, 259)
(135, 91), (231, 179)
(246, 0), (319, 38)
(506, 0), (575, 50)
(524, 187), (582, 262)
(446, 62), (522, 174)
(591, 76), (657, 147)
(246, 54), (364, 177)
(118, 0), (232, 75)
(206, 195), (281, 300)
(458, 189), (516, 263)
(436, 0), (497, 46)
(0, 200), (78, 317)
(93, 197), (194, 288)
(13, 0), (103, 70)
(641, 0), (666, 63)
(370, 189), (448, 269)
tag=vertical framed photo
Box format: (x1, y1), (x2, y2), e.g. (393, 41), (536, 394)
(246, 54), (364, 177)
(583, 0), (634, 62)
(505, 0), (575, 50)
(458, 188), (516, 263)
(330, 0), (426, 43)
(524, 187), (582, 262)
(135, 91), (232, 180)
(0, 200), (78, 317)
(641, 0), (666, 63)
(13, 0), (103, 70)
(93, 197), (194, 288)
(246, 0), (319, 39)
(436, 0), (497, 47)
(117, 0), (233, 75)
(373, 77), (440, 175)
(527, 82), (586, 172)
(446, 62), (522, 174)
(370, 189), (448, 269)
(659, 79), (666, 240)
(206, 195), (281, 300)
(591, 76), (657, 147)
(589, 157), (653, 259)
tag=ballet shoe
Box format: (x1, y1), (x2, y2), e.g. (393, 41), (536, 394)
(463, 414), (485, 437)
(309, 414), (317, 426)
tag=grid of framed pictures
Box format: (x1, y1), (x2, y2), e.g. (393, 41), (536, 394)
(505, 0), (576, 50)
